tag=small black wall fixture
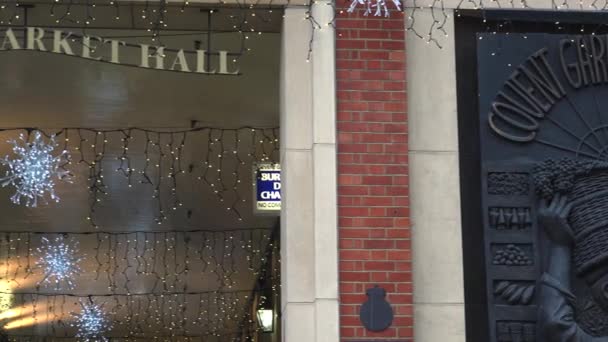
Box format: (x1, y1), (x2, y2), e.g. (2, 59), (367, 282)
(360, 285), (394, 332)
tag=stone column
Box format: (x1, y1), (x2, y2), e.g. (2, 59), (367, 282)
(280, 3), (340, 342)
(407, 9), (467, 342)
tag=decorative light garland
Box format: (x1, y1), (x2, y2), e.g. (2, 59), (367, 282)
(0, 0), (342, 63)
(0, 128), (280, 338)
(0, 2), (297, 340)
(2, 289), (274, 340)
(0, 0), (280, 65)
(0, 228), (279, 341)
(5, 0), (592, 60)
(0, 131), (71, 208)
(0, 127), (279, 227)
(1, 228), (273, 293)
(36, 235), (83, 290)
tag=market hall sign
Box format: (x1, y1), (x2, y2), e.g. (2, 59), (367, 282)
(488, 35), (608, 143)
(0, 27), (239, 75)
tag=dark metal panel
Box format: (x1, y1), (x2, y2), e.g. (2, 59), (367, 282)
(456, 12), (608, 342)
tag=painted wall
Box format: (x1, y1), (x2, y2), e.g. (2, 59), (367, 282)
(335, 5), (411, 341)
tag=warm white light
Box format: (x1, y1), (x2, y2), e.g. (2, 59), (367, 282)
(256, 309), (274, 333)
(0, 282), (12, 315)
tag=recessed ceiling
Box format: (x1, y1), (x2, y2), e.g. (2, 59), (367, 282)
(0, 4), (282, 340)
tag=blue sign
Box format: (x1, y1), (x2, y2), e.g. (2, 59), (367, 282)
(254, 164), (281, 213)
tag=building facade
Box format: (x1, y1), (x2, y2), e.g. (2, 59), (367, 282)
(333, 3), (608, 342)
(280, 3), (410, 341)
(10, 0), (607, 341)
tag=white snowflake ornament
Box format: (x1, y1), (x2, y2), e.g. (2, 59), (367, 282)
(72, 300), (111, 342)
(347, 0), (402, 17)
(36, 236), (83, 289)
(0, 131), (71, 207)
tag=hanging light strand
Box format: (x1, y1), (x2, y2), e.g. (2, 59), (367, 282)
(0, 126), (279, 226)
(0, 228), (275, 295)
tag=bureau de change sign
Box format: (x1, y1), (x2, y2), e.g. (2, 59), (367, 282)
(254, 163), (281, 215)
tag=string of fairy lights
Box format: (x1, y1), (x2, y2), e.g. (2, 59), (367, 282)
(0, 0), (284, 67)
(0, 0), (400, 64)
(0, 1), (286, 334)
(0, 228), (279, 340)
(402, 0), (608, 48)
(0, 127), (279, 340)
(0, 2), (289, 341)
(0, 289), (271, 340)
(0, 127), (279, 226)
(0, 1), (391, 340)
(2, 0), (607, 60)
(0, 229), (273, 292)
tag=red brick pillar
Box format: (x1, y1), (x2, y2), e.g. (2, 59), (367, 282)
(335, 5), (412, 341)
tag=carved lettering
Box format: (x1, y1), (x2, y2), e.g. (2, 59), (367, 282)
(0, 26), (241, 75)
(139, 45), (165, 70)
(169, 49), (190, 72)
(82, 36), (103, 61)
(490, 37), (608, 143)
(498, 89), (544, 119)
(489, 47), (564, 142)
(560, 39), (582, 89)
(53, 30), (74, 55)
(511, 69), (551, 113)
(26, 27), (46, 51)
(519, 65), (554, 110)
(577, 37), (597, 86)
(591, 35), (608, 83)
(529, 49), (566, 101)
(218, 51), (239, 75)
(196, 50), (216, 74)
(488, 101), (538, 142)
(105, 39), (126, 64)
(0, 28), (20, 50)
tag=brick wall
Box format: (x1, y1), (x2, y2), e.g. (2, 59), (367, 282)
(335, 5), (412, 341)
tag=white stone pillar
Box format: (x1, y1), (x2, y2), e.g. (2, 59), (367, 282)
(280, 3), (339, 342)
(407, 9), (466, 342)
(311, 1), (339, 341)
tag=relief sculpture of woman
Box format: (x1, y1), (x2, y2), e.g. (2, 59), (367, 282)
(535, 158), (608, 341)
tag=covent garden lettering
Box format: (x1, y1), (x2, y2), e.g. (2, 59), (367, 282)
(488, 35), (608, 142)
(0, 26), (240, 75)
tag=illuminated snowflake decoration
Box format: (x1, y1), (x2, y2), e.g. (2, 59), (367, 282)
(72, 301), (111, 342)
(0, 131), (71, 207)
(347, 0), (402, 17)
(36, 236), (83, 289)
